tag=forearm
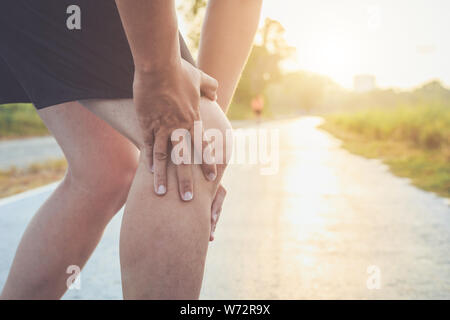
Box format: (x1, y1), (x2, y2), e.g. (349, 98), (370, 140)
(197, 0), (263, 111)
(115, 0), (180, 70)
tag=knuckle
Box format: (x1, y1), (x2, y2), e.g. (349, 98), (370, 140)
(144, 141), (154, 150)
(179, 178), (192, 189)
(155, 126), (169, 137)
(145, 146), (153, 156)
(155, 172), (166, 182)
(156, 93), (177, 107)
(154, 151), (168, 161)
(151, 119), (161, 132)
(144, 135), (154, 145)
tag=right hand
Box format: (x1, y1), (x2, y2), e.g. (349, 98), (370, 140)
(133, 59), (219, 200)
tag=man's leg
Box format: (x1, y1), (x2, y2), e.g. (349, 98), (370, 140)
(82, 97), (231, 299)
(0, 102), (139, 299)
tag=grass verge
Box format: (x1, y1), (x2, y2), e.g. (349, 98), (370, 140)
(0, 159), (67, 199)
(321, 110), (450, 198)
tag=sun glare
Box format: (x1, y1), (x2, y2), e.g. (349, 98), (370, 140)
(288, 31), (360, 88)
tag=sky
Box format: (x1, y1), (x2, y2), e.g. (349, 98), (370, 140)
(258, 0), (450, 89)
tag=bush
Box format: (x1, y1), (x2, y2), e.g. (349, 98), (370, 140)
(0, 103), (48, 138)
(327, 104), (450, 150)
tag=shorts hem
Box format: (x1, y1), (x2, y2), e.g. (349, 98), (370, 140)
(34, 92), (133, 110)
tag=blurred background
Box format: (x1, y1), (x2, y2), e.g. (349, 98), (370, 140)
(0, 0), (449, 299)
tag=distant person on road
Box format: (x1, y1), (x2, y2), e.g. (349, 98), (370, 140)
(251, 94), (265, 123)
(0, 0), (262, 299)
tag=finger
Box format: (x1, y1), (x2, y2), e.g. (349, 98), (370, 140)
(210, 184), (227, 241)
(153, 131), (170, 195)
(200, 71), (218, 101)
(176, 164), (194, 202)
(191, 127), (217, 182)
(144, 131), (154, 173)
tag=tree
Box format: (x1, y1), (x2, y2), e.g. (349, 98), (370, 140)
(234, 18), (295, 105)
(177, 6), (296, 117)
(177, 0), (207, 54)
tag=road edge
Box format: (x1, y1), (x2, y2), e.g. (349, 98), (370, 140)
(0, 181), (60, 207)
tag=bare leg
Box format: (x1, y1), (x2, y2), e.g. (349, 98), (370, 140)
(82, 97), (231, 299)
(0, 102), (139, 299)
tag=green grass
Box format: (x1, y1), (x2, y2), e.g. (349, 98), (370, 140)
(0, 103), (48, 139)
(321, 105), (450, 198)
(325, 105), (450, 150)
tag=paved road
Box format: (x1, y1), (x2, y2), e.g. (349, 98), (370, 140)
(0, 117), (449, 299)
(0, 136), (63, 169)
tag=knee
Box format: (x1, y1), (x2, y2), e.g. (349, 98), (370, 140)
(65, 150), (139, 210)
(200, 97), (232, 154)
(197, 98), (233, 196)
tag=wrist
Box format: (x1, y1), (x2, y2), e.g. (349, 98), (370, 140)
(133, 60), (182, 90)
(134, 32), (182, 74)
(135, 55), (181, 74)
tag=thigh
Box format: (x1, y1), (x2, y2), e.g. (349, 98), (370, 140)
(37, 101), (139, 187)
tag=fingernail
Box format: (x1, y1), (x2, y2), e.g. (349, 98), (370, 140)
(208, 172), (216, 181)
(183, 191), (193, 201)
(156, 185), (166, 195)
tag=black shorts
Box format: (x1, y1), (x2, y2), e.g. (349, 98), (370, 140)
(0, 0), (195, 109)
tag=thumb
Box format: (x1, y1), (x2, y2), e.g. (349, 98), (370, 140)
(200, 71), (218, 101)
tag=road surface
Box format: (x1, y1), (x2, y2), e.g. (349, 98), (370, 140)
(0, 117), (449, 299)
(0, 136), (63, 170)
